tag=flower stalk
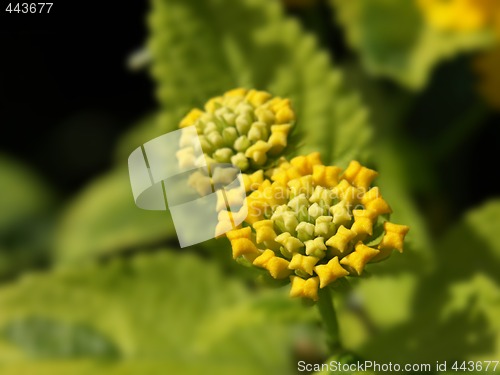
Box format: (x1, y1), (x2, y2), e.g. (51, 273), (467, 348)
(317, 287), (342, 354)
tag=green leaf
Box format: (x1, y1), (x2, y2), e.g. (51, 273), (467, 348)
(0, 155), (54, 279)
(331, 0), (493, 90)
(55, 168), (176, 265)
(2, 317), (119, 359)
(0, 251), (295, 375)
(148, 0), (373, 166)
(354, 200), (500, 363)
(369, 140), (435, 274)
(436, 199), (500, 284)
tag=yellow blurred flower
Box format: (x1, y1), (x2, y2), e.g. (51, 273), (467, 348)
(418, 0), (500, 110)
(225, 157), (409, 301)
(417, 0), (497, 32)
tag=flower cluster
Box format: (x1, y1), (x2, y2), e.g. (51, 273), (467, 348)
(223, 153), (409, 301)
(176, 89), (409, 302)
(179, 88), (295, 176)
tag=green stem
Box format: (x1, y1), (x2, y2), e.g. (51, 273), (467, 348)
(317, 287), (342, 354)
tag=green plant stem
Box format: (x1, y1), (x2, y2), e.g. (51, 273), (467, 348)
(317, 287), (342, 354)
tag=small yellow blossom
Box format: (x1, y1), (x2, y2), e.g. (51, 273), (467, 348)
(226, 227), (260, 261)
(245, 140), (272, 166)
(253, 220), (277, 244)
(179, 108), (204, 128)
(289, 253), (320, 275)
(268, 124), (292, 155)
(275, 232), (304, 255)
(350, 209), (377, 237)
(340, 242), (380, 276)
(315, 257), (350, 288)
(253, 249), (291, 279)
(325, 225), (356, 255)
(312, 165), (343, 188)
(305, 237), (327, 258)
(342, 160), (378, 191)
(379, 222), (410, 253)
(333, 179), (361, 206)
(242, 170), (265, 192)
(290, 276), (320, 301)
(361, 187), (392, 216)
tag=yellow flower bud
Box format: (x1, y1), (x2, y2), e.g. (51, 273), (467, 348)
(361, 187), (392, 216)
(350, 209), (376, 237)
(242, 170), (264, 192)
(226, 227), (260, 260)
(314, 257), (350, 288)
(312, 165), (342, 188)
(253, 220), (277, 244)
(340, 242), (380, 275)
(305, 237), (327, 258)
(330, 200), (352, 226)
(290, 276), (319, 301)
(289, 253), (319, 275)
(253, 249), (292, 279)
(334, 180), (361, 206)
(179, 108), (204, 128)
(268, 124), (292, 155)
(205, 97), (222, 113)
(379, 222), (410, 253)
(342, 160), (378, 191)
(314, 216), (334, 238)
(246, 89), (273, 107)
(245, 140), (271, 165)
(224, 87), (248, 98)
(325, 225), (356, 255)
(288, 175), (314, 197)
(275, 232), (304, 254)
(276, 105), (295, 123)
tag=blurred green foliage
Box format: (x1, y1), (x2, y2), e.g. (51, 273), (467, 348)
(0, 155), (53, 280)
(0, 252), (305, 374)
(0, 0), (499, 374)
(331, 0), (493, 89)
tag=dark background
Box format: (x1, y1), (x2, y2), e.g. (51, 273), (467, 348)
(1, 1), (499, 218)
(0, 2), (154, 193)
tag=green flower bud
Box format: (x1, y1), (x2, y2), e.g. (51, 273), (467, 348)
(231, 152), (250, 171)
(213, 148), (234, 163)
(234, 135), (251, 152)
(296, 222), (315, 242)
(222, 127), (238, 146)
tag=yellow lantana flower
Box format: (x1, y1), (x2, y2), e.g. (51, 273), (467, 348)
(179, 88), (295, 177)
(225, 157), (409, 301)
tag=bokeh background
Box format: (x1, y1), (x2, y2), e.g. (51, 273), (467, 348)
(0, 0), (499, 374)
